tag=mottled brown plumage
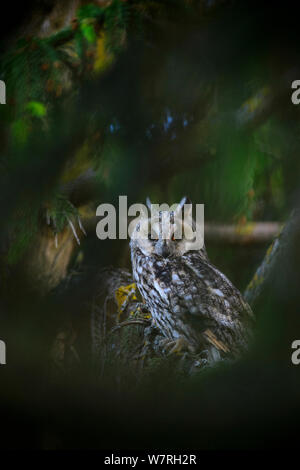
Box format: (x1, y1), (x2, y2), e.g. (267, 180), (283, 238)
(130, 199), (254, 362)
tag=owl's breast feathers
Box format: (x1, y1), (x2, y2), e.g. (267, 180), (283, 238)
(132, 247), (254, 355)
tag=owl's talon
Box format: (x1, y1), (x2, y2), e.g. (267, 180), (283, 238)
(197, 349), (209, 360)
(195, 358), (208, 367)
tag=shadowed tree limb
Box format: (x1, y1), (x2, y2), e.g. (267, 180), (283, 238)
(59, 168), (99, 207)
(244, 209), (300, 306)
(236, 68), (300, 132)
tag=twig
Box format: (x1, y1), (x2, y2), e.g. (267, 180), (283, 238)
(67, 216), (80, 245)
(111, 319), (151, 333)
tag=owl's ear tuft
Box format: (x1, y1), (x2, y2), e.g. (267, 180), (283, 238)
(176, 196), (192, 215)
(146, 197), (152, 210)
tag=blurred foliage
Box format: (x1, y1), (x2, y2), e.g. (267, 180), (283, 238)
(0, 0), (296, 268)
(2, 0), (300, 450)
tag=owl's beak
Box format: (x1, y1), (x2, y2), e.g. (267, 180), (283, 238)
(161, 242), (170, 258)
(155, 240), (171, 258)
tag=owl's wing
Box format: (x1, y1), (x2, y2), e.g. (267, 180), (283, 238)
(159, 252), (254, 352)
(184, 252), (253, 318)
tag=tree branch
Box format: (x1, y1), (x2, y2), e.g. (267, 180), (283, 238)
(244, 210), (300, 306)
(205, 222), (281, 245)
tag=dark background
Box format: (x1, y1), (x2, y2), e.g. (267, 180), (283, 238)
(1, 0), (300, 451)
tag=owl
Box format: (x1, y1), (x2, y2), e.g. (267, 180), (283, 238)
(130, 197), (254, 362)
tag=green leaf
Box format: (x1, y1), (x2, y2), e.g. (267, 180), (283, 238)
(11, 118), (30, 145)
(80, 22), (97, 43)
(26, 101), (47, 118)
(77, 4), (104, 20)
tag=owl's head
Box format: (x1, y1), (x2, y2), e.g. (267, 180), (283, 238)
(130, 196), (205, 258)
